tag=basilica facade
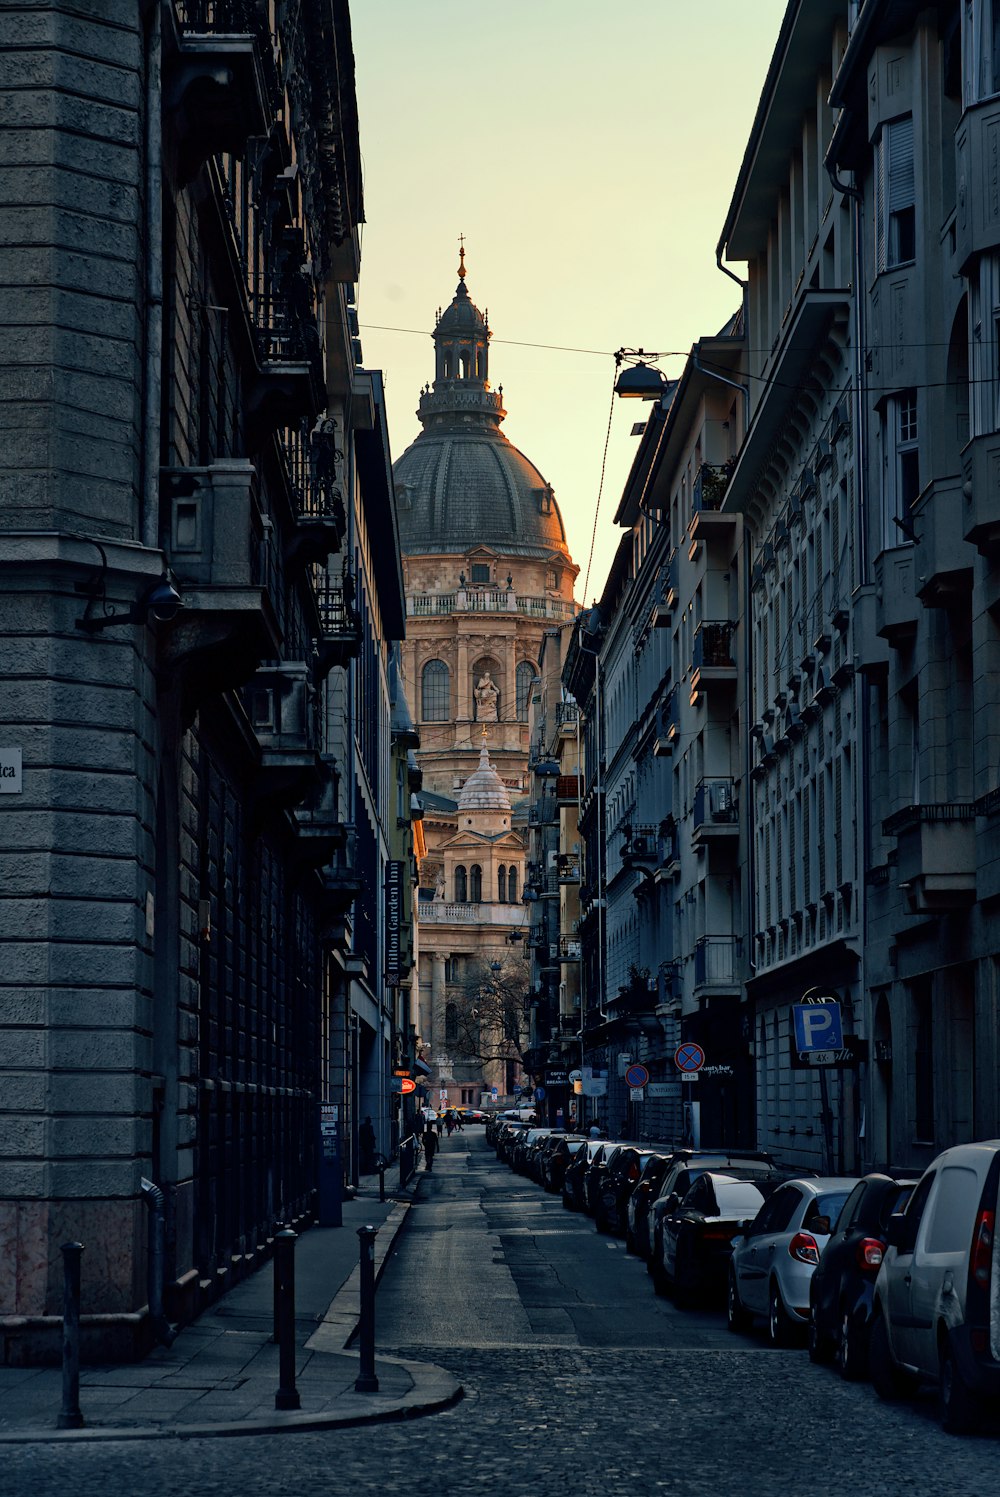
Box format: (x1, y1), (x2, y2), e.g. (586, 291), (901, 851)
(393, 253), (578, 1104)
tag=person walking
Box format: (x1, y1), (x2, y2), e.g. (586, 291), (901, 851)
(445, 1110), (455, 1137)
(436, 1111), (444, 1138)
(423, 1117), (438, 1171)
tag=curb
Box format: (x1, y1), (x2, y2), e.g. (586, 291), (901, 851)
(0, 1355), (463, 1444)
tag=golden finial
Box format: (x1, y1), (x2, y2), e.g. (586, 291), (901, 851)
(458, 233), (467, 280)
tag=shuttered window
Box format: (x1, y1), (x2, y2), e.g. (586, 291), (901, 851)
(875, 116), (915, 271)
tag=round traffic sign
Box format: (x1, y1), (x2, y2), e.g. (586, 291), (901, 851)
(675, 1042), (705, 1073)
(534, 1085), (546, 1101)
(624, 1063), (649, 1088)
(399, 1078), (417, 1094)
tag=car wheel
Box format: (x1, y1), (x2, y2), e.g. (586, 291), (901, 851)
(807, 1305), (835, 1365)
(938, 1338), (984, 1435)
(727, 1269), (751, 1334)
(837, 1307), (866, 1382)
(768, 1280), (796, 1348)
(869, 1311), (917, 1402)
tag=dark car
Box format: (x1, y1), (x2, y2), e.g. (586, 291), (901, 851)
(596, 1147), (663, 1236)
(626, 1151), (675, 1256)
(583, 1143), (625, 1216)
(563, 1138), (607, 1210)
(808, 1170), (918, 1380)
(647, 1150), (776, 1273)
(658, 1171), (771, 1305)
(545, 1136), (587, 1194)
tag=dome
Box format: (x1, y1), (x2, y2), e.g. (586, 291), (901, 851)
(392, 252), (574, 564)
(458, 740), (511, 813)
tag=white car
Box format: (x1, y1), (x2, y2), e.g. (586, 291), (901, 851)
(869, 1140), (1000, 1434)
(727, 1176), (859, 1346)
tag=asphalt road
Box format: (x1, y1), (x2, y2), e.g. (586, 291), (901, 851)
(7, 1130), (1000, 1497)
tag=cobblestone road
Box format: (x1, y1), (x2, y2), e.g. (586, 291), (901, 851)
(6, 1134), (999, 1496)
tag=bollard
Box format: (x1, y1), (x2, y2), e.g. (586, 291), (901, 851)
(273, 1229), (301, 1411)
(378, 1161), (386, 1204)
(58, 1242), (85, 1429)
(354, 1224), (379, 1393)
(271, 1221), (285, 1344)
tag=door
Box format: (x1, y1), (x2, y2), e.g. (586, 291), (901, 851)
(908, 1162), (983, 1375)
(884, 1170), (934, 1368)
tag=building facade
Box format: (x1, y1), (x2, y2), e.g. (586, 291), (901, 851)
(0, 0), (414, 1362)
(392, 254), (578, 1106)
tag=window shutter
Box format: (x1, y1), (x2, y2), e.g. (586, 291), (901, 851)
(874, 130), (888, 271)
(888, 116), (915, 213)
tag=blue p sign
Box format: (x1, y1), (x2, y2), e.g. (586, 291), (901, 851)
(792, 1001), (843, 1053)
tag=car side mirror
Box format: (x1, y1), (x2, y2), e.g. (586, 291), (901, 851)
(665, 1192), (679, 1212)
(885, 1212), (909, 1251)
(738, 1219), (753, 1234)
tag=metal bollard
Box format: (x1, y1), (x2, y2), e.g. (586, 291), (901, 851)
(354, 1224), (379, 1393)
(58, 1242), (85, 1429)
(378, 1162), (386, 1204)
(273, 1229), (301, 1411)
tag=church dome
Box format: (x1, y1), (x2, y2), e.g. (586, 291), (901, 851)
(458, 740), (511, 814)
(392, 252), (574, 563)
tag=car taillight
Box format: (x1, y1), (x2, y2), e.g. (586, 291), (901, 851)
(789, 1232), (820, 1265)
(855, 1237), (884, 1272)
(628, 1162), (639, 1181)
(971, 1209), (995, 1289)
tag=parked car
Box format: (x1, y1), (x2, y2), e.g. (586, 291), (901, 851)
(868, 1140), (1000, 1433)
(596, 1147), (663, 1236)
(647, 1151), (776, 1269)
(583, 1143), (625, 1217)
(658, 1172), (770, 1305)
(563, 1138), (607, 1211)
(626, 1152), (675, 1257)
(727, 1177), (859, 1346)
(808, 1170), (917, 1380)
(545, 1136), (587, 1194)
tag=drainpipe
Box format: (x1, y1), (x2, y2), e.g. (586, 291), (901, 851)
(142, 6), (163, 552)
(140, 1178), (177, 1347)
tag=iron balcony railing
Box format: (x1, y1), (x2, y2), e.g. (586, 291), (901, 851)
(694, 934), (741, 988)
(692, 620), (737, 671)
(279, 419), (346, 526)
(620, 824), (660, 863)
(693, 777), (738, 830)
(692, 461), (732, 513)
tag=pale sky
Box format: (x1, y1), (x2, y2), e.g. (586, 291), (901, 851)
(351, 1), (788, 603)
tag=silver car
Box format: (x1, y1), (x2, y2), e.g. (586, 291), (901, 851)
(727, 1176), (859, 1346)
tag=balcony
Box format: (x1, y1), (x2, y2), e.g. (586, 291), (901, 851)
(852, 583), (889, 679)
(319, 824), (361, 922)
(312, 570), (362, 674)
(653, 690), (679, 757)
(691, 620), (737, 696)
(874, 547), (918, 645)
(912, 475), (973, 607)
(962, 432), (1000, 557)
(650, 553), (678, 629)
(528, 795), (559, 827)
(556, 701), (580, 732)
(693, 935), (741, 997)
(692, 778), (738, 846)
(656, 817), (681, 882)
(954, 94), (1000, 271)
(620, 824), (660, 868)
(882, 802), (977, 913)
(656, 959), (683, 1010)
(556, 852), (581, 883)
(161, 460), (281, 694)
(408, 593), (457, 616)
(292, 756), (345, 870)
(528, 922), (547, 951)
(244, 661), (324, 808)
(559, 936), (581, 962)
(280, 419), (347, 571)
(167, 1), (278, 182)
(248, 276), (326, 435)
(690, 463), (737, 543)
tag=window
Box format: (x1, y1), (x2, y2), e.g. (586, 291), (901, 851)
(445, 1002), (458, 1045)
(880, 390), (919, 549)
(925, 1167), (981, 1253)
(970, 253), (1000, 436)
(516, 661), (536, 721)
(471, 563), (490, 585)
(445, 955), (463, 983)
(507, 866), (518, 903)
(875, 116), (915, 271)
(470, 864), (482, 902)
(421, 659), (450, 721)
(497, 865), (507, 902)
(898, 1170), (935, 1252)
(454, 865), (467, 902)
(964, 0), (1000, 103)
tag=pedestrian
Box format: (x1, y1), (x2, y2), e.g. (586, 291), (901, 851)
(423, 1118), (438, 1170)
(454, 1109), (464, 1131)
(619, 1117), (629, 1139)
(588, 1119), (604, 1139)
(436, 1112), (444, 1137)
(445, 1110), (455, 1136)
(359, 1115), (376, 1173)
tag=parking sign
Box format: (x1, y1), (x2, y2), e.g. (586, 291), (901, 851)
(792, 1000), (843, 1053)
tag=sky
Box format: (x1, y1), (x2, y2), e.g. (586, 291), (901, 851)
(351, 0), (789, 604)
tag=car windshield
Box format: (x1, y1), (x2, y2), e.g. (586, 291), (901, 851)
(714, 1180), (767, 1215)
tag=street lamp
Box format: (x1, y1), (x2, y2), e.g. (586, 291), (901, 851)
(614, 349), (671, 400)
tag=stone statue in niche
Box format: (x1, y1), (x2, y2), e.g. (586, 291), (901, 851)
(474, 672), (499, 721)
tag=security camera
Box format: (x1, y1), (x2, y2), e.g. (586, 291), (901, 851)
(143, 576), (182, 624)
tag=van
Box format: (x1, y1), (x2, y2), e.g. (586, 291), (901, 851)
(870, 1140), (1000, 1433)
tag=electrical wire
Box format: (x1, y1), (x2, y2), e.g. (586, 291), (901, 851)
(582, 376), (618, 604)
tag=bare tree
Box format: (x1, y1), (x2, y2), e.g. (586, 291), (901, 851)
(448, 951), (531, 1076)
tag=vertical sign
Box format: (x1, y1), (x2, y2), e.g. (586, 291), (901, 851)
(384, 858), (404, 984)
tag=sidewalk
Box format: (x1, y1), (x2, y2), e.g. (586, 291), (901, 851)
(0, 1169), (461, 1442)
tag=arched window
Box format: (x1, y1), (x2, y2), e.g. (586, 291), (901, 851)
(498, 865), (507, 903)
(454, 865), (467, 902)
(470, 864), (482, 902)
(445, 1003), (458, 1046)
(421, 659), (450, 721)
(516, 660), (536, 721)
(507, 866), (518, 903)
